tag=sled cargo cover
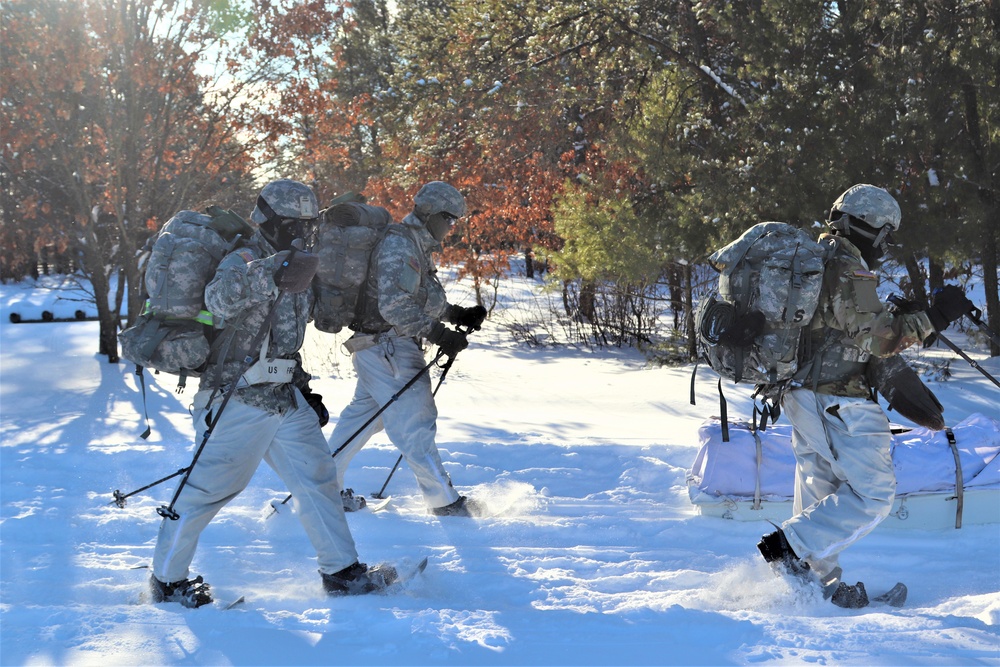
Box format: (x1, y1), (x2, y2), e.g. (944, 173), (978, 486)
(687, 412), (1000, 528)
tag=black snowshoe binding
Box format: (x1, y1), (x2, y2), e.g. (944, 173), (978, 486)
(149, 574), (213, 608)
(829, 580), (870, 609)
(759, 530), (880, 609)
(757, 528), (812, 580)
(321, 561), (398, 596)
(341, 488), (367, 512)
(430, 495), (485, 518)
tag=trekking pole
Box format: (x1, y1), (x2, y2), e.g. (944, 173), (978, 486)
(111, 243), (310, 515)
(268, 349), (446, 514)
(110, 467), (188, 509)
(155, 288), (288, 520)
(370, 342), (463, 500)
(269, 326), (471, 513)
(965, 309), (1000, 348)
(331, 350), (448, 458)
(933, 330), (1000, 390)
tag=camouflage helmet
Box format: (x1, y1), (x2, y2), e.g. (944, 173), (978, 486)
(250, 179), (319, 225)
(413, 181), (466, 220)
(829, 184), (901, 231)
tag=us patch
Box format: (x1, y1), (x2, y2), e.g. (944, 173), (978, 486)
(236, 249), (255, 264)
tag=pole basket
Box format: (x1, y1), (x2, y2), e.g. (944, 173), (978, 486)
(157, 505), (180, 520)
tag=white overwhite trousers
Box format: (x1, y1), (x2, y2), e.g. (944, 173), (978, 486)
(328, 336), (460, 509)
(780, 388), (896, 581)
(152, 388), (358, 583)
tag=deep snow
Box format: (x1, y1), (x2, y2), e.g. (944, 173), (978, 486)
(1, 272), (998, 666)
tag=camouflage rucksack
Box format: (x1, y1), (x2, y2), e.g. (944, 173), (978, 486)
(695, 222), (836, 387)
(119, 206), (252, 388)
(309, 200), (395, 333)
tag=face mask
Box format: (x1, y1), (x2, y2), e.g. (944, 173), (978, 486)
(426, 212), (457, 242)
(260, 218), (304, 251)
(847, 221), (894, 268)
(855, 235), (885, 267)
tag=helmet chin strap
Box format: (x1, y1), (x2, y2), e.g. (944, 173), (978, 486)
(828, 213), (894, 264)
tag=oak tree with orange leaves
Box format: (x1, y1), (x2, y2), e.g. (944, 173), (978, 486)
(2, 0), (262, 360)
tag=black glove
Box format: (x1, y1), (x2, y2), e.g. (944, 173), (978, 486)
(447, 304), (488, 331)
(301, 389), (329, 427)
(886, 294), (925, 314)
(273, 247), (319, 294)
(866, 355), (945, 430)
(428, 322), (468, 359)
(926, 285), (974, 331)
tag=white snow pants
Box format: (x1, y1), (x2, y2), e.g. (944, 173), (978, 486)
(780, 388), (896, 582)
(328, 335), (460, 510)
(152, 388), (358, 583)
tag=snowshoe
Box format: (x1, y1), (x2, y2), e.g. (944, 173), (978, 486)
(757, 528), (811, 580)
(321, 561), (398, 596)
(830, 580), (869, 609)
(341, 488), (367, 512)
(430, 495), (486, 518)
(872, 582), (907, 608)
(149, 574), (213, 608)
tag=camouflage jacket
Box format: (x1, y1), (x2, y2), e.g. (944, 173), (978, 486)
(799, 234), (935, 397)
(200, 233), (313, 413)
(353, 212), (449, 338)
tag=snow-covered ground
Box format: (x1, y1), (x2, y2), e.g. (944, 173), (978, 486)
(1, 272), (998, 666)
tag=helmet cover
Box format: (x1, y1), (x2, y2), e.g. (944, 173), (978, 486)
(413, 181), (466, 220)
(251, 179), (319, 224)
(829, 184), (900, 231)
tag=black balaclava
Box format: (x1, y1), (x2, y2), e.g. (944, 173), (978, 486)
(846, 219), (891, 268)
(830, 214), (892, 268)
(423, 211), (456, 243)
(259, 218), (302, 252)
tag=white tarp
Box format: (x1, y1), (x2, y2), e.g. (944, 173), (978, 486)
(687, 412), (1000, 527)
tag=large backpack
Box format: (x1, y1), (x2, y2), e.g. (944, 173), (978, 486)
(695, 221), (835, 387)
(310, 200), (395, 333)
(119, 206), (252, 387)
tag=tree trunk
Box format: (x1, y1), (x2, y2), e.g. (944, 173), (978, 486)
(579, 281), (596, 322)
(903, 253), (927, 303)
(684, 263), (696, 360)
(982, 211), (1000, 357)
(668, 264), (683, 330)
(928, 258), (945, 292)
(87, 262), (118, 362)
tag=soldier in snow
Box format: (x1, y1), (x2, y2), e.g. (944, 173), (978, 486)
(328, 181), (488, 517)
(756, 184), (975, 607)
(149, 179), (399, 607)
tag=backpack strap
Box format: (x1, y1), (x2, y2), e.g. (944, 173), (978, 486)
(135, 365), (153, 440)
(690, 363), (732, 442)
(203, 310), (250, 397)
(788, 236), (841, 389)
(352, 224), (415, 333)
(689, 361), (699, 406)
(717, 377), (729, 442)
